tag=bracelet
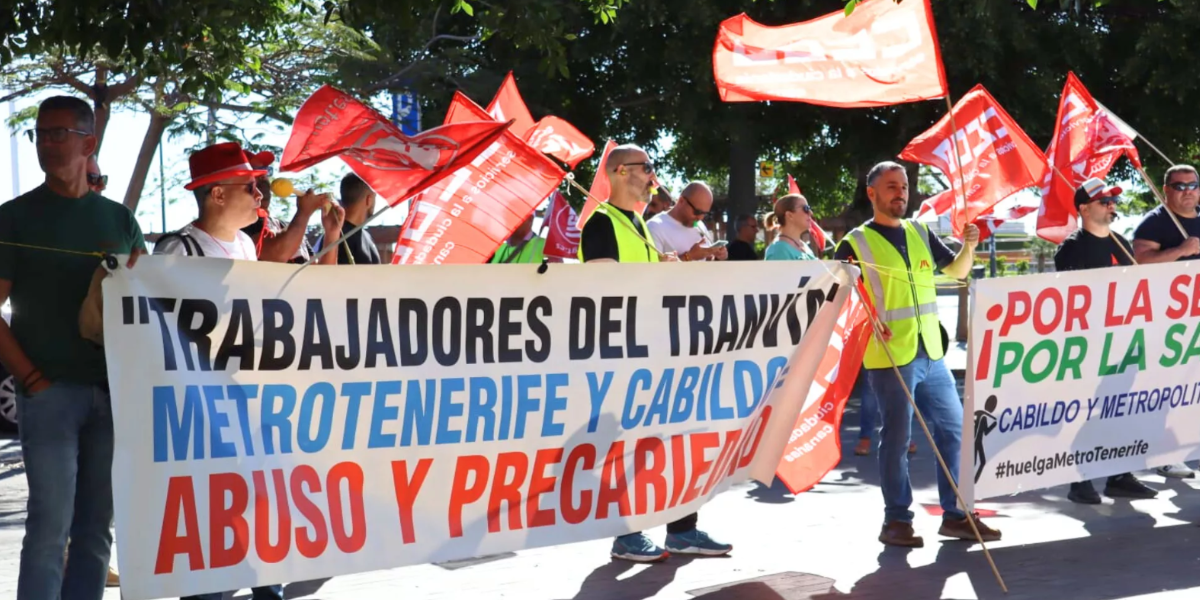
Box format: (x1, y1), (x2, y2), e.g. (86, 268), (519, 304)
(21, 370), (41, 388)
(24, 374), (43, 390)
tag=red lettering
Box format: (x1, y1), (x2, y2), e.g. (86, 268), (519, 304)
(526, 448), (563, 528)
(668, 434), (687, 508)
(682, 433), (720, 504)
(155, 476), (203, 574)
(1128, 279), (1153, 323)
(1000, 291), (1031, 336)
(596, 441), (631, 519)
(391, 458), (434, 545)
(209, 473), (250, 569)
(1192, 275), (1200, 317)
(488, 451), (530, 532)
(1104, 282), (1124, 327)
(326, 462), (367, 553)
(253, 470), (291, 564)
(1167, 275), (1190, 320)
(737, 406), (772, 469)
(1033, 288), (1063, 335)
(561, 444), (595, 524)
(632, 437), (667, 515)
(702, 429), (743, 496)
(1065, 285), (1091, 331)
(448, 455), (490, 538)
(290, 465), (328, 558)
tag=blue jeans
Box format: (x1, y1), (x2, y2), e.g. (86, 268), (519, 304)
(183, 585), (284, 600)
(17, 383), (114, 600)
(865, 348), (965, 524)
(856, 373), (877, 439)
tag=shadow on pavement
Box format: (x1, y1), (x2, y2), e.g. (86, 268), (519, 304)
(563, 556), (692, 600)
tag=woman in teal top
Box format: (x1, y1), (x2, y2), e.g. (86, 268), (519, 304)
(764, 193), (817, 261)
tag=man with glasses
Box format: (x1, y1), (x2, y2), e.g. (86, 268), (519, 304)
(646, 181), (728, 262)
(1131, 164), (1200, 479)
(644, 187), (674, 220)
(727, 214), (761, 260)
(1056, 178), (1158, 503)
(1, 96), (146, 600)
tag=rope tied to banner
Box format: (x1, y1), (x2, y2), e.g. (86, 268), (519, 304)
(0, 239), (117, 270)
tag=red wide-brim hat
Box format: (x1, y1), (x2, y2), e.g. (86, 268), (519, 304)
(185, 142), (268, 190)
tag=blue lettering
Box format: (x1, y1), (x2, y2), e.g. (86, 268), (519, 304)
(226, 385), (258, 456)
(368, 380), (402, 448)
(402, 379), (435, 446)
(514, 374), (542, 440)
(541, 373), (568, 437)
(669, 367), (701, 424)
(586, 372), (613, 433)
(340, 382), (370, 450)
(261, 385), (296, 455)
(499, 376), (513, 441)
(153, 385), (204, 462)
(623, 369), (652, 429)
(467, 377), (497, 443)
(644, 369), (674, 426)
(998, 408), (1012, 433)
(709, 363), (732, 421)
(204, 385), (237, 459)
(298, 382), (336, 453)
(436, 378), (466, 445)
(733, 360), (763, 418)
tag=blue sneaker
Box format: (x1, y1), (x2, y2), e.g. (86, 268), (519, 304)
(664, 529), (732, 556)
(611, 532), (669, 562)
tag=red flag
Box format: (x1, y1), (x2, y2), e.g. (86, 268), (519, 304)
(900, 85), (1047, 237)
(713, 0), (948, 107)
(527, 116), (595, 169)
(392, 92), (566, 265)
(915, 189), (953, 221)
(786, 174), (826, 252)
(1035, 73), (1141, 243)
(579, 140), (617, 224)
(917, 189), (1037, 242)
(280, 85), (511, 206)
(775, 292), (870, 494)
(542, 190), (581, 259)
(486, 72), (537, 138)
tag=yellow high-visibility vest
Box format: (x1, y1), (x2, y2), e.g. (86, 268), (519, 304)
(578, 204), (660, 263)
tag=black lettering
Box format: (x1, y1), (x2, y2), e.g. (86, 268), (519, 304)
(804, 288), (827, 333)
(570, 297), (595, 360)
(498, 298), (523, 363)
(366, 298), (398, 368)
(259, 299), (296, 370)
(399, 299), (428, 366)
(526, 296), (551, 363)
(737, 295), (768, 351)
(148, 297), (179, 371)
(762, 294), (791, 348)
(433, 297), (462, 366)
(215, 299), (255, 370)
(713, 295), (739, 354)
(335, 299), (361, 370)
(662, 296), (686, 357)
(466, 298), (496, 364)
(177, 299), (218, 371)
(299, 299), (334, 370)
(688, 296), (714, 356)
(600, 296), (623, 359)
(626, 297), (648, 359)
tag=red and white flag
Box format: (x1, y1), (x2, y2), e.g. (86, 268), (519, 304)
(486, 72), (537, 138)
(542, 190), (581, 259)
(916, 189), (1038, 242)
(1035, 73), (1140, 243)
(280, 85), (510, 206)
(485, 72), (595, 168)
(775, 287), (870, 493)
(900, 85), (1048, 238)
(392, 92), (566, 265)
(787, 174), (827, 253)
(713, 0), (947, 107)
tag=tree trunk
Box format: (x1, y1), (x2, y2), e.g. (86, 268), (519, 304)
(726, 113), (758, 240)
(123, 113), (171, 212)
(92, 66), (110, 152)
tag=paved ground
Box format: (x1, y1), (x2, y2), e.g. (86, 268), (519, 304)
(5, 387), (1200, 600)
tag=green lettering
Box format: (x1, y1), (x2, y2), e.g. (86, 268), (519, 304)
(1022, 339), (1058, 384)
(1118, 329), (1146, 374)
(1098, 332), (1118, 376)
(1160, 323), (1186, 368)
(1183, 323), (1200, 366)
(1056, 337), (1087, 381)
(993, 342), (1024, 387)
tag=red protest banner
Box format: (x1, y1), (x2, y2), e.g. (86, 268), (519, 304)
(281, 85), (510, 206)
(900, 85), (1047, 237)
(542, 190), (581, 259)
(392, 92), (566, 265)
(713, 0), (947, 107)
(775, 293), (870, 494)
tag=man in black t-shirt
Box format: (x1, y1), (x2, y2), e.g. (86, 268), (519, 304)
(315, 173), (382, 265)
(1056, 178), (1157, 503)
(727, 214), (760, 261)
(1131, 164), (1200, 480)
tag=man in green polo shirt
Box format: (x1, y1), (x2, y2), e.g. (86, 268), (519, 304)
(490, 213), (546, 264)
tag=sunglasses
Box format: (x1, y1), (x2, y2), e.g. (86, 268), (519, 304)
(25, 127), (91, 143)
(681, 195), (710, 218)
(619, 161), (655, 175)
(1090, 198), (1118, 207)
(798, 204), (813, 214)
(87, 173), (108, 187)
(215, 182), (258, 195)
(1168, 181), (1200, 192)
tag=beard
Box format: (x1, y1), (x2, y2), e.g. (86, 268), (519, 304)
(881, 197), (907, 218)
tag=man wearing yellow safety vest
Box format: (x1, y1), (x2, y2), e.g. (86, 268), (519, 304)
(834, 161), (1001, 548)
(579, 144), (732, 563)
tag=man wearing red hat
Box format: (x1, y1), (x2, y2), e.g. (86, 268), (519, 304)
(155, 143), (343, 263)
(243, 150), (340, 264)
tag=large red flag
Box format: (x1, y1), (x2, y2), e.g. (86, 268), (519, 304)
(917, 189), (1038, 242)
(786, 174), (827, 253)
(542, 190), (581, 259)
(713, 0), (948, 107)
(1035, 73), (1141, 243)
(392, 92), (566, 265)
(485, 72), (595, 168)
(900, 85), (1047, 237)
(281, 85), (510, 206)
(775, 289), (870, 494)
(486, 72), (537, 138)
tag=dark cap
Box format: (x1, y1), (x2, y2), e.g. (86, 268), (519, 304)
(1074, 177), (1122, 208)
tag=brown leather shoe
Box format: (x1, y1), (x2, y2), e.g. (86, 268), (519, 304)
(879, 521), (924, 547)
(939, 512), (1001, 542)
(106, 567), (120, 587)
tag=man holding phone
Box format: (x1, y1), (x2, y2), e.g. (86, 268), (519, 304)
(646, 181), (728, 261)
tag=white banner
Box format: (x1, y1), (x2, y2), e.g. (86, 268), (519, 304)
(963, 263), (1200, 501)
(103, 257), (855, 599)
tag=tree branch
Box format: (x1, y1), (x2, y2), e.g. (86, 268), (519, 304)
(365, 33), (480, 93)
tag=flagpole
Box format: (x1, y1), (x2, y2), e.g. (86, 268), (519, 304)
(944, 95), (972, 237)
(1048, 160), (1187, 240)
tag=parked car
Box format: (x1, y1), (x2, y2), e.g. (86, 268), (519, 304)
(0, 302), (13, 432)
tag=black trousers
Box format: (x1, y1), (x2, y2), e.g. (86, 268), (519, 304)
(626, 512), (698, 536)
